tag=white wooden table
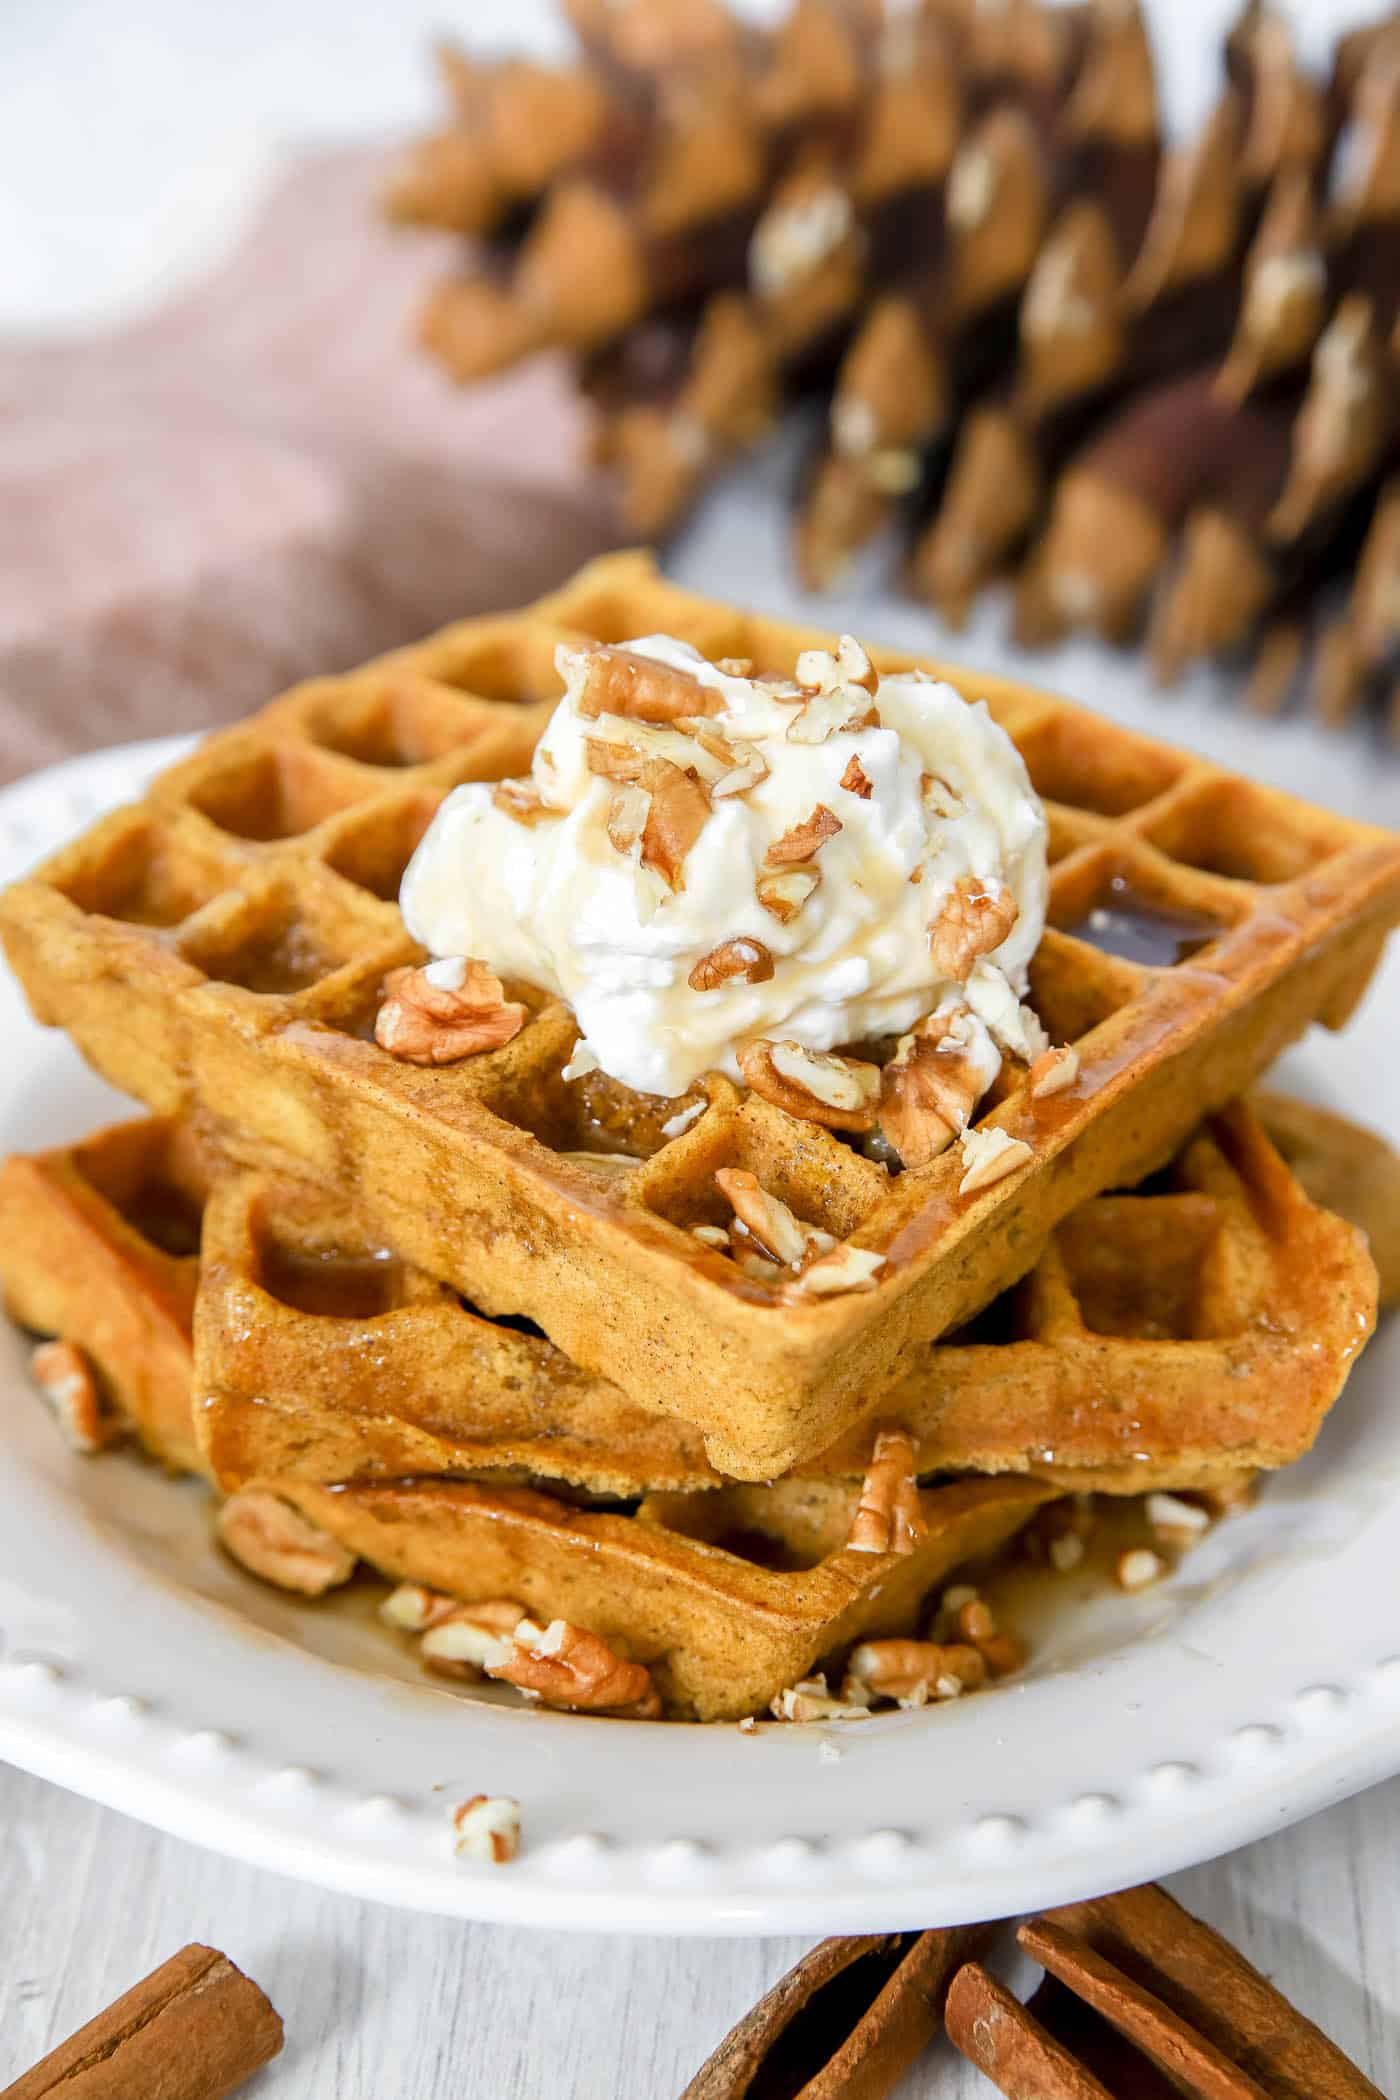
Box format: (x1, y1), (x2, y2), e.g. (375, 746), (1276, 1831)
(3, 1758), (1397, 2094)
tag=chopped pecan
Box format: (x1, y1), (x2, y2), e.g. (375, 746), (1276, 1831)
(420, 1598), (531, 1679)
(688, 937), (775, 990)
(29, 1339), (119, 1454)
(561, 641), (723, 722)
(755, 867), (820, 921)
(770, 1673), (873, 1723)
(379, 1582), (459, 1633)
(491, 779), (552, 826)
(375, 959), (527, 1065)
(1145, 1491), (1212, 1549)
(840, 754), (873, 798)
(928, 875), (1019, 978)
(843, 1638), (987, 1704)
(715, 1166), (830, 1268)
(451, 1794), (520, 1864)
(847, 1427), (928, 1556)
(1028, 1044), (1080, 1098)
(490, 1618), (660, 1716)
(766, 803), (842, 865)
(640, 757), (711, 888)
(787, 686), (880, 745)
(1116, 1547), (1165, 1592)
(715, 656), (754, 677)
(738, 1038), (880, 1131)
(958, 1124), (1033, 1194)
(217, 1489), (357, 1596)
(586, 715), (728, 785)
(879, 1006), (999, 1168)
(795, 634), (879, 695)
(792, 1244), (885, 1295)
(606, 783), (650, 854)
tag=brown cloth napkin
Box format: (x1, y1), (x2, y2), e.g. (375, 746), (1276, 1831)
(0, 145), (621, 784)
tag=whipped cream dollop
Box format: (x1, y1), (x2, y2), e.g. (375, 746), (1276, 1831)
(399, 635), (1048, 1097)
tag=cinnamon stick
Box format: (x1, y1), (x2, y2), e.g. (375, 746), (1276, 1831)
(945, 1961), (1115, 2098)
(2, 1944), (283, 2100)
(680, 1922), (990, 2099)
(1039, 1883), (1385, 2100)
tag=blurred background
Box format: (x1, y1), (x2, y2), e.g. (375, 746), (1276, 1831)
(0, 0), (1396, 817)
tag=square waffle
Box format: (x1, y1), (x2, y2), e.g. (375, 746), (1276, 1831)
(4, 552), (1399, 1478)
(2, 1102), (1375, 1502)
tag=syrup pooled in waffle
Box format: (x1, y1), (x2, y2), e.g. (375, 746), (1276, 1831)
(4, 552), (1399, 1479)
(0, 1101), (1386, 1716)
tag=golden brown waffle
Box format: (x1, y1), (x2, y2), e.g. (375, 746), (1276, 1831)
(1, 1096), (1384, 1500)
(1, 1100), (1384, 1716)
(192, 1100), (1378, 1500)
(4, 552), (1400, 1478)
(0, 1117), (213, 1474)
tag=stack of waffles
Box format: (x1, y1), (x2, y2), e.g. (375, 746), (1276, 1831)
(395, 0), (1400, 737)
(2, 552), (1399, 1723)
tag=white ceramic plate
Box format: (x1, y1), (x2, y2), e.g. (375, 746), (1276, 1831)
(1, 718), (1398, 1935)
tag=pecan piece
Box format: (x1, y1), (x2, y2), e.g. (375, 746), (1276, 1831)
(606, 782), (650, 854)
(714, 1166), (831, 1268)
(421, 1598), (532, 1679)
(766, 803), (842, 865)
(738, 1038), (880, 1131)
(843, 1638), (987, 1704)
(217, 1489), (357, 1596)
(490, 1618), (660, 1716)
(688, 937), (774, 990)
(29, 1339), (119, 1454)
(639, 757), (711, 889)
(560, 641), (723, 722)
(958, 1124), (1033, 1194)
(380, 1582), (460, 1633)
(879, 1006), (999, 1167)
(795, 634), (879, 695)
(451, 1794), (521, 1864)
(847, 1427), (927, 1556)
(375, 959), (527, 1065)
(792, 1244), (885, 1295)
(1028, 1043), (1080, 1097)
(929, 875), (1019, 977)
(769, 1673), (873, 1723)
(492, 779), (552, 826)
(755, 867), (820, 921)
(840, 753), (873, 797)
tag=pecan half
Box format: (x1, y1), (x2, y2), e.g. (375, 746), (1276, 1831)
(375, 959), (527, 1065)
(714, 1166), (831, 1268)
(451, 1794), (521, 1864)
(217, 1489), (357, 1596)
(492, 779), (552, 826)
(928, 875), (1019, 978)
(738, 1038), (880, 1131)
(879, 1006), (999, 1167)
(688, 937), (775, 990)
(847, 1427), (928, 1556)
(29, 1339), (119, 1454)
(840, 754), (873, 797)
(640, 756), (711, 888)
(766, 803), (842, 864)
(755, 867), (820, 921)
(490, 1618), (660, 1716)
(561, 641), (723, 722)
